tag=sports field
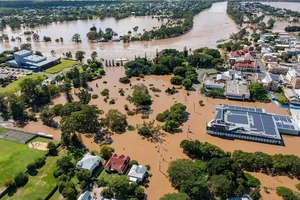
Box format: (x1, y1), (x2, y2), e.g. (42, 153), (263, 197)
(44, 59), (77, 74)
(0, 139), (46, 184)
(0, 74), (46, 94)
(2, 149), (67, 200)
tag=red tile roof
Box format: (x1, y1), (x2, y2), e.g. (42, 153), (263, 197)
(234, 61), (255, 68)
(104, 154), (130, 172)
(230, 50), (244, 57)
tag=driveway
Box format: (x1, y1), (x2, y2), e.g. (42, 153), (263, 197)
(197, 69), (217, 83)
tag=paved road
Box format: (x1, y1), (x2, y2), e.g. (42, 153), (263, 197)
(38, 67), (73, 81)
(197, 69), (217, 83)
(256, 54), (265, 72)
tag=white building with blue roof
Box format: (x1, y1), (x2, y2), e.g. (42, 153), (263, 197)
(76, 153), (101, 173)
(128, 165), (147, 183)
(6, 50), (60, 71)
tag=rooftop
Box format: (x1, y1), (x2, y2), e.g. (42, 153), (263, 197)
(128, 165), (147, 179)
(234, 61), (255, 68)
(13, 50), (31, 56)
(105, 154), (130, 172)
(212, 104), (299, 140)
(225, 81), (249, 95)
(76, 153), (100, 171)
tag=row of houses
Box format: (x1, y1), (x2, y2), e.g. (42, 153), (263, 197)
(76, 153), (147, 200)
(204, 70), (250, 100)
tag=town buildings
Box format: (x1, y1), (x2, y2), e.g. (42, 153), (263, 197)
(207, 104), (300, 145)
(225, 80), (250, 100)
(6, 50), (60, 71)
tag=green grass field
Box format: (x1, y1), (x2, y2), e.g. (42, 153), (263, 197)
(0, 74), (46, 94)
(0, 139), (46, 184)
(2, 149), (67, 200)
(44, 59), (77, 74)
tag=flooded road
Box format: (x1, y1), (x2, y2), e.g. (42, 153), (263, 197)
(0, 2), (238, 60)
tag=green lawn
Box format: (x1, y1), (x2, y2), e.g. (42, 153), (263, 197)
(0, 74), (46, 94)
(0, 139), (46, 184)
(98, 169), (119, 184)
(2, 149), (67, 200)
(31, 137), (59, 145)
(0, 126), (8, 135)
(44, 59), (77, 74)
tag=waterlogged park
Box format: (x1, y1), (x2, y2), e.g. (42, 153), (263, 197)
(1, 1), (300, 200)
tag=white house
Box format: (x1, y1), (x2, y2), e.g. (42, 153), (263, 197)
(76, 153), (101, 173)
(128, 165), (147, 183)
(78, 191), (92, 200)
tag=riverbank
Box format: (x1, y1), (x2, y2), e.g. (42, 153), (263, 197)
(0, 2), (238, 61)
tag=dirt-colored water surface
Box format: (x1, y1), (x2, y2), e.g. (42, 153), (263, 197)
(18, 66), (300, 200)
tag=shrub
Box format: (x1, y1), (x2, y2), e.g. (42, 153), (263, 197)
(127, 110), (135, 116)
(127, 125), (135, 131)
(170, 75), (184, 85)
(97, 177), (108, 187)
(101, 89), (109, 96)
(27, 162), (37, 172)
(103, 81), (107, 84)
(141, 114), (149, 119)
(245, 173), (261, 188)
(119, 76), (130, 84)
(296, 183), (300, 191)
(129, 160), (139, 166)
(145, 164), (151, 171)
(199, 100), (204, 106)
(109, 99), (115, 105)
(139, 74), (145, 78)
(99, 69), (106, 75)
(156, 112), (168, 122)
(35, 157), (46, 168)
(124, 104), (129, 111)
(92, 94), (99, 99)
(276, 186), (297, 200)
(14, 172), (28, 187)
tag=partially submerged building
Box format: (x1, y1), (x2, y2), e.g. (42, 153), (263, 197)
(207, 104), (300, 145)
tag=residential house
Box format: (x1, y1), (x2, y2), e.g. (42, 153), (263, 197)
(262, 53), (279, 63)
(104, 154), (130, 174)
(267, 63), (289, 75)
(255, 72), (280, 91)
(284, 88), (300, 105)
(286, 67), (300, 89)
(128, 165), (147, 183)
(76, 153), (101, 173)
(224, 80), (250, 100)
(78, 191), (92, 200)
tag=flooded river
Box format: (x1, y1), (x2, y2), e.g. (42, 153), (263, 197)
(0, 2), (238, 60)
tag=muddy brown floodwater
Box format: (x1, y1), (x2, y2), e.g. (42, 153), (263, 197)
(0, 2), (238, 60)
(19, 66), (300, 200)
